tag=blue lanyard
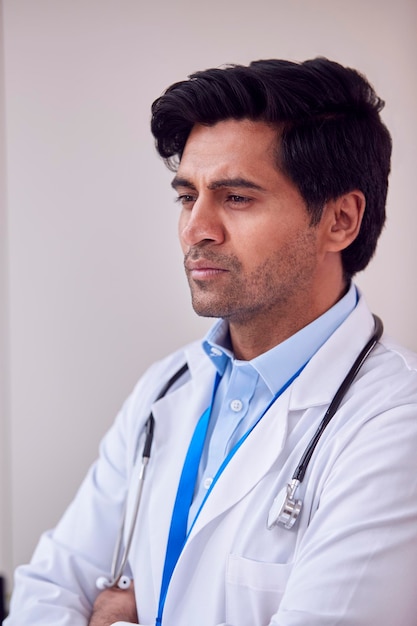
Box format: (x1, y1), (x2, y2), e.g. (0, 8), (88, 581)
(155, 373), (221, 626)
(155, 364), (305, 625)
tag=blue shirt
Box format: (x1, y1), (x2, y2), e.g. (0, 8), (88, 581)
(188, 283), (358, 527)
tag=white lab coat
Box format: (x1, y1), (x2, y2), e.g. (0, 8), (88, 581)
(6, 295), (417, 625)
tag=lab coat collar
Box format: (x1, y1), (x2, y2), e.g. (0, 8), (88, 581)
(288, 293), (376, 411)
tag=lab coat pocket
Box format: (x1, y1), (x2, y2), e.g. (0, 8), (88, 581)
(225, 553), (291, 626)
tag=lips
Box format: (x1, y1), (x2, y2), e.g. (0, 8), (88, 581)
(184, 258), (229, 279)
(185, 259), (226, 271)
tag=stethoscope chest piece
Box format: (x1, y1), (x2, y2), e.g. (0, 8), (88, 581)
(267, 479), (302, 530)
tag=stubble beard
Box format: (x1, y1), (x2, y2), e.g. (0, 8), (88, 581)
(185, 230), (318, 327)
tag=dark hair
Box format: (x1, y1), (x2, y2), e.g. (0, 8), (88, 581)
(151, 58), (392, 278)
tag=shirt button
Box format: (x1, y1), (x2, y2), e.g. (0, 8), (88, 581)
(203, 477), (213, 490)
(210, 347), (222, 357)
(230, 399), (243, 412)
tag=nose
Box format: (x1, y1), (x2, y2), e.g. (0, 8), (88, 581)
(179, 196), (225, 249)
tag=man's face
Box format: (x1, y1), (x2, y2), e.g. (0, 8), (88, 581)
(173, 119), (325, 330)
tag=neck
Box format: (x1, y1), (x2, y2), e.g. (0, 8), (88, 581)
(228, 282), (349, 361)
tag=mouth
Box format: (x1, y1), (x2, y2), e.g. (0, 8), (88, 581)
(184, 259), (229, 280)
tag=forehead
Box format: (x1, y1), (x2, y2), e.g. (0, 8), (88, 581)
(177, 119), (280, 180)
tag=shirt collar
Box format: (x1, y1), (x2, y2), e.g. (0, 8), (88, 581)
(202, 282), (358, 393)
(203, 320), (232, 376)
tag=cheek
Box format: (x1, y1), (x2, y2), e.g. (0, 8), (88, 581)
(241, 225), (317, 273)
(178, 214), (188, 251)
(237, 227), (285, 267)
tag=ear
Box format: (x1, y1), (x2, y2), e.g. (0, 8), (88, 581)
(321, 190), (366, 252)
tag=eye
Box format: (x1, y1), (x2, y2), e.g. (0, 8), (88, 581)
(175, 194), (196, 206)
(227, 194), (251, 206)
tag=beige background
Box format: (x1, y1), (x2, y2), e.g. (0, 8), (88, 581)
(1, 0), (416, 592)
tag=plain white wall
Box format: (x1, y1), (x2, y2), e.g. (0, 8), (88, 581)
(1, 0), (416, 589)
(0, 0), (12, 584)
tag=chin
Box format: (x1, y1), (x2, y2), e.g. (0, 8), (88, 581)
(191, 298), (227, 319)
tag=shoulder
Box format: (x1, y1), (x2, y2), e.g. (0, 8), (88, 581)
(378, 333), (417, 372)
(360, 333), (417, 409)
(121, 337), (210, 420)
(344, 291), (417, 402)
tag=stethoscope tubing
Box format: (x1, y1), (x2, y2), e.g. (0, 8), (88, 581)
(98, 363), (189, 589)
(109, 457), (150, 587)
(293, 314), (383, 483)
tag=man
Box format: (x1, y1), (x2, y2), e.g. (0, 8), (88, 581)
(6, 58), (417, 625)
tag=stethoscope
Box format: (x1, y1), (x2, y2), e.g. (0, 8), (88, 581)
(95, 363), (189, 591)
(96, 315), (383, 590)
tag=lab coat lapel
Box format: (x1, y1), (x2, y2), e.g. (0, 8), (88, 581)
(147, 354), (215, 600)
(187, 385), (292, 539)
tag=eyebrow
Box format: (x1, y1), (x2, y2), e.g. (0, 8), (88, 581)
(171, 176), (266, 192)
(171, 176), (196, 191)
